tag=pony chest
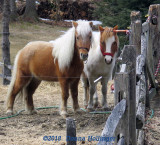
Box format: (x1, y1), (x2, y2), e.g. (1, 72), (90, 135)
(85, 61), (112, 76)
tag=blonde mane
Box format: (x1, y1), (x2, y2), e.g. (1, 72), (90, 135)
(51, 20), (92, 71)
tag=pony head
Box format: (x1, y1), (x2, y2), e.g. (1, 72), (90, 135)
(73, 20), (93, 61)
(99, 25), (119, 64)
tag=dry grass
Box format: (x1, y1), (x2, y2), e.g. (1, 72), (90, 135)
(0, 21), (115, 145)
(0, 21), (68, 63)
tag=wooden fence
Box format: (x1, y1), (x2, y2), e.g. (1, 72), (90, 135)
(1, 0), (12, 85)
(97, 4), (160, 145)
(66, 4), (160, 145)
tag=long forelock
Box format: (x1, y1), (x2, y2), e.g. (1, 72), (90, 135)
(76, 21), (92, 39)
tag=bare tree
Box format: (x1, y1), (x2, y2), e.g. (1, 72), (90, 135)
(10, 0), (18, 21)
(56, 0), (60, 21)
(2, 0), (11, 85)
(23, 0), (38, 21)
(0, 0), (4, 13)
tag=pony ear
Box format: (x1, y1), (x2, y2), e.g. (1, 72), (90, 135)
(72, 21), (78, 28)
(89, 22), (93, 28)
(113, 25), (118, 30)
(99, 26), (104, 33)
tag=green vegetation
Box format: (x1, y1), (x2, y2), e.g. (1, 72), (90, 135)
(93, 0), (159, 48)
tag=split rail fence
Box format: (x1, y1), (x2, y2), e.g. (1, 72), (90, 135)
(66, 4), (160, 145)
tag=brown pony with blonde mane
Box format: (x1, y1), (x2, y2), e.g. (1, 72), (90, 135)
(6, 20), (93, 118)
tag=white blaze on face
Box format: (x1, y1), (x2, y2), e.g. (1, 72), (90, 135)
(104, 36), (115, 63)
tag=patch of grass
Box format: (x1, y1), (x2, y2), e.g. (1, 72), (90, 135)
(0, 21), (68, 63)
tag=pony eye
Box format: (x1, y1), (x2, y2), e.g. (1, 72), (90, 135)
(76, 36), (79, 40)
(89, 36), (92, 40)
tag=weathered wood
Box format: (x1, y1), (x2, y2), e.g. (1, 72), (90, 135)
(120, 64), (126, 73)
(66, 118), (76, 145)
(142, 22), (149, 33)
(136, 82), (140, 109)
(2, 0), (11, 85)
(139, 74), (146, 102)
(114, 72), (129, 145)
(130, 11), (142, 56)
(149, 88), (156, 99)
(145, 64), (150, 108)
(136, 102), (145, 129)
(137, 130), (144, 145)
(147, 4), (160, 76)
(146, 63), (156, 88)
(136, 34), (147, 76)
(121, 45), (137, 145)
(117, 137), (125, 145)
(98, 99), (126, 145)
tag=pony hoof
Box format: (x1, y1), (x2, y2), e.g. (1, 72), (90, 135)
(94, 101), (101, 109)
(6, 110), (13, 116)
(60, 111), (68, 118)
(28, 109), (37, 115)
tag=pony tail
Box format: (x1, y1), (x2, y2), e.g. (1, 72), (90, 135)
(5, 50), (21, 107)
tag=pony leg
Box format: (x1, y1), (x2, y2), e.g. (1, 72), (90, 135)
(87, 79), (96, 111)
(59, 80), (69, 118)
(93, 88), (99, 108)
(81, 74), (89, 108)
(6, 73), (31, 115)
(101, 78), (108, 109)
(24, 78), (41, 114)
(70, 78), (80, 113)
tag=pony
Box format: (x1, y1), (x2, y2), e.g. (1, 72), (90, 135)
(6, 20), (93, 118)
(81, 25), (119, 110)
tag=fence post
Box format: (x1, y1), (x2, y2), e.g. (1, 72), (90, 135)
(122, 45), (137, 145)
(66, 118), (76, 145)
(148, 4), (160, 73)
(130, 11), (142, 56)
(1, 0), (11, 85)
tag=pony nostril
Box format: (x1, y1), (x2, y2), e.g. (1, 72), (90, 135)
(105, 59), (107, 64)
(105, 58), (112, 64)
(81, 53), (88, 60)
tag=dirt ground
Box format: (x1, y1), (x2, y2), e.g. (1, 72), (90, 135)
(0, 81), (114, 145)
(144, 74), (160, 145)
(0, 21), (160, 145)
(0, 21), (115, 145)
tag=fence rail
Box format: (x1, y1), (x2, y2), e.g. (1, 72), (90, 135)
(1, 3), (160, 145)
(97, 4), (160, 145)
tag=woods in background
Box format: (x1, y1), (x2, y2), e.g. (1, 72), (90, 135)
(93, 0), (160, 48)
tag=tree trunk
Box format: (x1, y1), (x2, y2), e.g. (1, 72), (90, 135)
(0, 0), (4, 13)
(2, 0), (11, 85)
(10, 0), (18, 21)
(23, 0), (38, 22)
(56, 0), (60, 21)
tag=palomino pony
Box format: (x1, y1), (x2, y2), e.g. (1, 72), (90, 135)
(6, 20), (93, 118)
(81, 25), (119, 110)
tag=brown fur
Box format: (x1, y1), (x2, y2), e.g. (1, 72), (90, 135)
(6, 28), (92, 118)
(99, 26), (118, 57)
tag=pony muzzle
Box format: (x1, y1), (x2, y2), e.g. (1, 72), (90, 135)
(105, 56), (113, 64)
(79, 47), (89, 61)
(80, 53), (88, 61)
